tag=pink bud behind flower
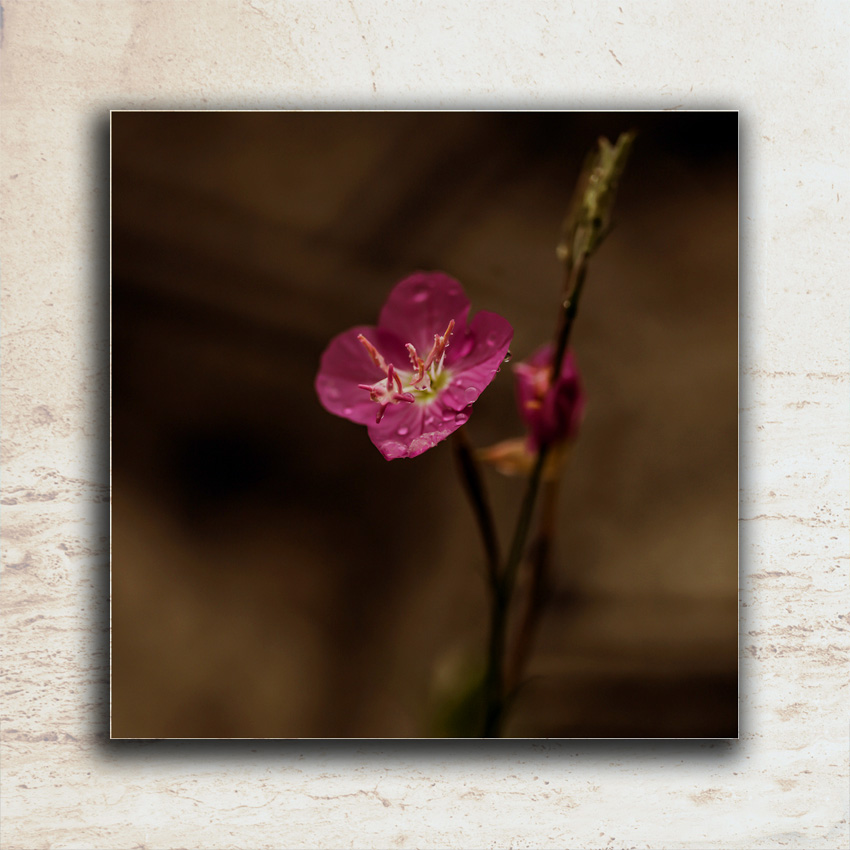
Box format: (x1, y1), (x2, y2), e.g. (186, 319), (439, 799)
(514, 344), (585, 450)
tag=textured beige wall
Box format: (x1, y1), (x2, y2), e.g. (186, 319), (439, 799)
(2, 2), (848, 849)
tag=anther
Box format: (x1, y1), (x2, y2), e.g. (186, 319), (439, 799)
(406, 343), (426, 384)
(357, 334), (388, 373)
(424, 319), (455, 370)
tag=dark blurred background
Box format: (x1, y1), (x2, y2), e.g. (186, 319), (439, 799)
(111, 111), (738, 738)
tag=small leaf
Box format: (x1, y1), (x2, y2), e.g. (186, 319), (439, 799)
(478, 437), (572, 481)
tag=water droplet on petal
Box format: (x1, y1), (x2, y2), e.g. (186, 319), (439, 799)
(455, 411), (469, 424)
(397, 426), (409, 436)
(486, 331), (499, 346)
(412, 286), (429, 303)
(343, 406), (353, 415)
(503, 350), (512, 363)
(465, 386), (480, 401)
(441, 408), (455, 422)
(327, 387), (340, 399)
(424, 415), (436, 426)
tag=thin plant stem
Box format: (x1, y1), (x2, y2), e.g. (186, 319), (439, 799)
(479, 215), (593, 737)
(501, 446), (549, 600)
(480, 247), (588, 736)
(451, 426), (500, 587)
(481, 444), (548, 737)
(552, 259), (587, 378)
(505, 477), (559, 695)
(477, 131), (635, 737)
(451, 425), (509, 737)
(479, 254), (588, 736)
(482, 582), (507, 737)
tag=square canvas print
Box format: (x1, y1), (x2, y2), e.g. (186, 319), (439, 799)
(111, 110), (738, 738)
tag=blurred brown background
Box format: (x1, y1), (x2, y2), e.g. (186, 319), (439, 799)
(111, 111), (738, 739)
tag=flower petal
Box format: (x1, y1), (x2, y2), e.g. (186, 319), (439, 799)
(315, 325), (409, 425)
(440, 310), (513, 410)
(367, 399), (470, 460)
(378, 272), (472, 354)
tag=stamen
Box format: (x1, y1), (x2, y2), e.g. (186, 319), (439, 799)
(358, 320), (454, 420)
(357, 334), (388, 374)
(406, 343), (426, 385)
(359, 362), (415, 423)
(424, 319), (455, 371)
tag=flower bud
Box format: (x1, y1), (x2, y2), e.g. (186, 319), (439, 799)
(514, 344), (585, 450)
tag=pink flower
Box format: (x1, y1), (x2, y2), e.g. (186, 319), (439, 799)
(514, 344), (585, 450)
(316, 272), (513, 460)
